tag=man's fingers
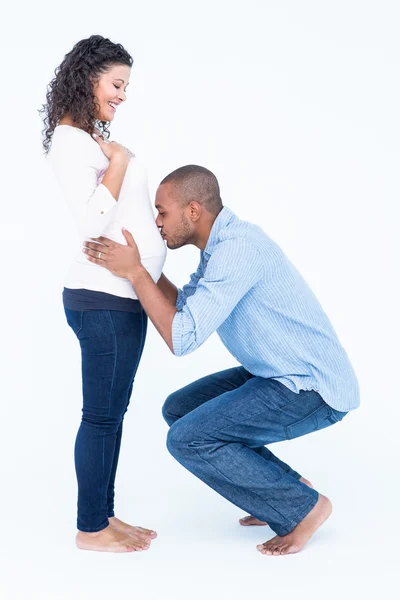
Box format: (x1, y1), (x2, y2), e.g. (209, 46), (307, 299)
(84, 253), (105, 267)
(83, 246), (107, 261)
(86, 256), (106, 267)
(122, 228), (136, 247)
(84, 241), (108, 253)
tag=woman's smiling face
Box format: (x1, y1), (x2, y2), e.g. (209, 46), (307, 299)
(93, 63), (131, 122)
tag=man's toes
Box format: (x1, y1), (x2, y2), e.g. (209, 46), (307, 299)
(257, 544), (273, 555)
(240, 515), (267, 526)
(240, 516), (253, 525)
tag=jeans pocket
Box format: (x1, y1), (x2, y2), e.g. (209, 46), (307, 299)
(286, 403), (332, 440)
(65, 309), (84, 338)
(328, 407), (348, 423)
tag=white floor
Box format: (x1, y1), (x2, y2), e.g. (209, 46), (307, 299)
(1, 401), (396, 600)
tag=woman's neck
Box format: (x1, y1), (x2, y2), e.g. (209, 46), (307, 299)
(58, 115), (77, 127)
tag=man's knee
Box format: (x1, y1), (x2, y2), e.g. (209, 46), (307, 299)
(166, 416), (215, 461)
(166, 420), (184, 457)
(162, 391), (182, 427)
(166, 417), (200, 459)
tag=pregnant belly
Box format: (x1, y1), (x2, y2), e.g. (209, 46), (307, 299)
(100, 216), (167, 281)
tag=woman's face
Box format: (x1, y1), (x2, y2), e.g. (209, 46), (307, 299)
(93, 63), (131, 122)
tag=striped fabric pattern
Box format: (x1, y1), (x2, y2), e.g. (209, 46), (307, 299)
(172, 207), (359, 412)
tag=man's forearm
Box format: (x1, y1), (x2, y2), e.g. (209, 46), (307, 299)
(130, 267), (177, 353)
(157, 273), (178, 305)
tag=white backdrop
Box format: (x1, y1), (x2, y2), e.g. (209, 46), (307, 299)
(1, 1), (398, 599)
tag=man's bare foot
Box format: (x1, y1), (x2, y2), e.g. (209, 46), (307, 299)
(109, 516), (157, 541)
(239, 477), (314, 526)
(256, 493), (332, 556)
(76, 525), (151, 553)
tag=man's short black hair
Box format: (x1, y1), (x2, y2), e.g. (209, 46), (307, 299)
(160, 165), (223, 215)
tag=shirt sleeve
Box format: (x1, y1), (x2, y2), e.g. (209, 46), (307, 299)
(172, 239), (263, 356)
(175, 257), (204, 310)
(49, 136), (117, 237)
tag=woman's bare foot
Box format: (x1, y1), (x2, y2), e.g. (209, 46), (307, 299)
(76, 525), (151, 553)
(109, 516), (157, 541)
(239, 477), (313, 526)
(256, 493), (332, 556)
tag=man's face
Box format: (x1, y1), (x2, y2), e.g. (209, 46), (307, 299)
(155, 184), (194, 249)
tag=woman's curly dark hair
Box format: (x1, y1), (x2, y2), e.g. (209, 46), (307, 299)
(39, 35), (133, 154)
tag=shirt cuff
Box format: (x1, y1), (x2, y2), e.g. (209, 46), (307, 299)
(87, 183), (117, 218)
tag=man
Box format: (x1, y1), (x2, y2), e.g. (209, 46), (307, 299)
(83, 164), (359, 556)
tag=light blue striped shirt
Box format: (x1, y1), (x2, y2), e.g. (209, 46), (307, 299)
(172, 207), (359, 412)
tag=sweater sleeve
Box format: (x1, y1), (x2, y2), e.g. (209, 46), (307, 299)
(49, 130), (117, 237)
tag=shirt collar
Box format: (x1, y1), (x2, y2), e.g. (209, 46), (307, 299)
(203, 206), (236, 257)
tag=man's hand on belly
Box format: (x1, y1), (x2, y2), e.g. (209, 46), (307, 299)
(83, 228), (177, 353)
(83, 228), (141, 280)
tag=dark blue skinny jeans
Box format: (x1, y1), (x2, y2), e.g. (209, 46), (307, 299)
(65, 308), (147, 532)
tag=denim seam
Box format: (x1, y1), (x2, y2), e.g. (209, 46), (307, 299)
(100, 310), (118, 525)
(77, 311), (84, 336)
(107, 311), (118, 419)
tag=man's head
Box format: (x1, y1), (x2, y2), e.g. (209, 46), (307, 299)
(155, 165), (223, 249)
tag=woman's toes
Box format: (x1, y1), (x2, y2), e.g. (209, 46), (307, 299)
(136, 526), (157, 538)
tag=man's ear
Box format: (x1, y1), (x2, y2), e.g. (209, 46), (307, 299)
(189, 201), (201, 222)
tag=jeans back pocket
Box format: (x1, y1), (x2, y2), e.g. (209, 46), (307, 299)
(286, 403), (345, 440)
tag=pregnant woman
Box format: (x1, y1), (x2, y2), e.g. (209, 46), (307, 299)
(40, 35), (166, 553)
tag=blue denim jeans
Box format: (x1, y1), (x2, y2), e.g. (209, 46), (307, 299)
(163, 367), (347, 536)
(65, 308), (147, 532)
